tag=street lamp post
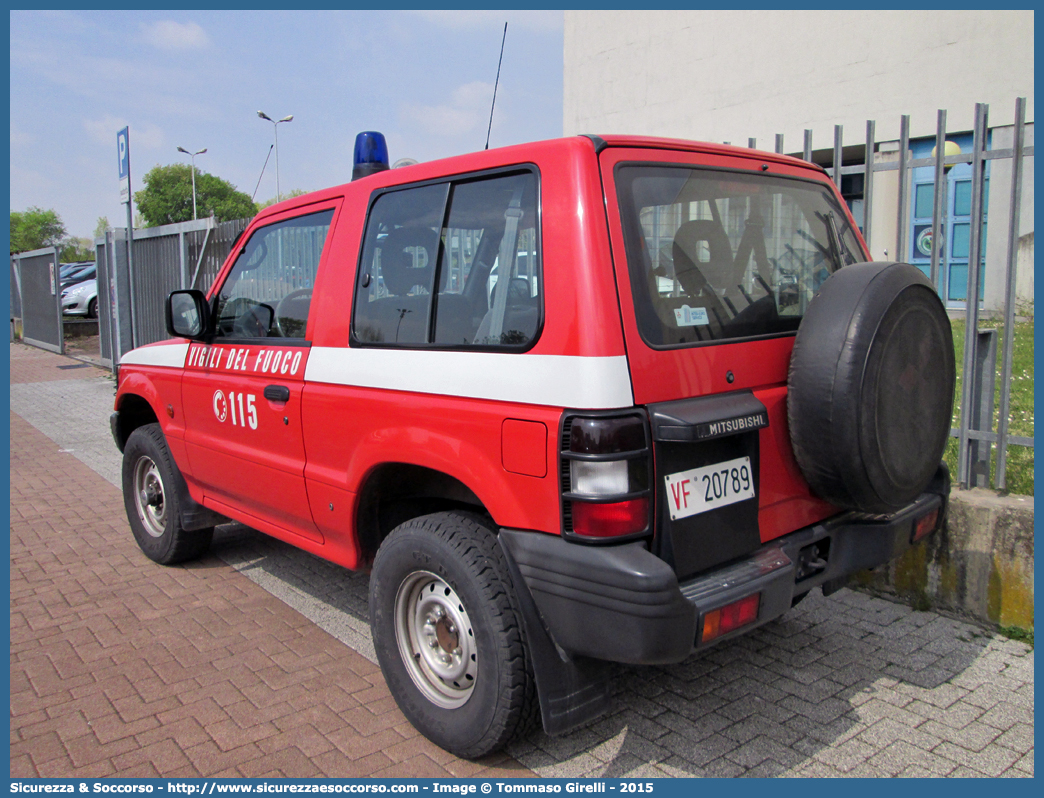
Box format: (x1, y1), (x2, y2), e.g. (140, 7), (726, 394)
(929, 138), (962, 291)
(257, 111), (293, 202)
(176, 146), (207, 220)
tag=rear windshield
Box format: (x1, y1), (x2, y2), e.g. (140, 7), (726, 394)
(615, 164), (864, 347)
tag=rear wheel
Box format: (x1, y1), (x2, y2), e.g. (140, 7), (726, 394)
(122, 423), (213, 564)
(369, 511), (537, 758)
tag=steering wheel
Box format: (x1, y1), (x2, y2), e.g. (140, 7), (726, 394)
(229, 300), (274, 338)
(219, 297), (250, 335)
(274, 288), (313, 338)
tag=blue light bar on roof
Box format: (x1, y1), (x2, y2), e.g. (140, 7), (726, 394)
(352, 132), (390, 181)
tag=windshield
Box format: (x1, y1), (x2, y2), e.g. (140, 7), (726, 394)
(615, 164), (864, 347)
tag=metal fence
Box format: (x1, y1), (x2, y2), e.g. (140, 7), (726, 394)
(95, 216), (249, 365)
(95, 228), (126, 367)
(9, 254), (23, 321)
(10, 247), (63, 354)
(744, 99), (1034, 491)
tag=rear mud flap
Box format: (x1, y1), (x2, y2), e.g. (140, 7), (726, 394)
(498, 534), (613, 736)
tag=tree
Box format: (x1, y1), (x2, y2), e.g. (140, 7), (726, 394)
(94, 217), (111, 239)
(258, 189), (310, 210)
(60, 237), (94, 263)
(10, 207), (67, 254)
(134, 163), (258, 227)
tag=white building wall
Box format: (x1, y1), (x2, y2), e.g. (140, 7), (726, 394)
(564, 9), (1034, 311)
(564, 10), (1033, 150)
(982, 124), (1034, 313)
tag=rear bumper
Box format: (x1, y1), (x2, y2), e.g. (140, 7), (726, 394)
(501, 464), (949, 666)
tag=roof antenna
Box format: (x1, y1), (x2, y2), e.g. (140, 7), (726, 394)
(252, 144), (274, 202)
(485, 22), (508, 150)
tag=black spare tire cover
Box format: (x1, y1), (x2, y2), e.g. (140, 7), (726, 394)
(787, 262), (955, 514)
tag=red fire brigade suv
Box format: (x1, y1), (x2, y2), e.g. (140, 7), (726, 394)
(112, 132), (955, 758)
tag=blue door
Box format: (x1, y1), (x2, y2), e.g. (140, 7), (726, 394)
(908, 134), (988, 309)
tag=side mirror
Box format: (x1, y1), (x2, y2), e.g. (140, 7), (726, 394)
(166, 289), (211, 340)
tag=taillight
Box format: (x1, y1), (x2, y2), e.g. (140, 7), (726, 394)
(912, 508), (940, 542)
(702, 593), (760, 643)
(560, 413), (652, 540)
(572, 498), (650, 538)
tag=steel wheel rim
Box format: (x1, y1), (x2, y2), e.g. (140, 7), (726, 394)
(394, 570), (477, 709)
(133, 455), (167, 538)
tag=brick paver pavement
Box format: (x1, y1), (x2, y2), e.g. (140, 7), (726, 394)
(9, 350), (530, 778)
(9, 343), (1034, 778)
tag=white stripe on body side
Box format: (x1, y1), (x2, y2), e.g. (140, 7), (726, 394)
(304, 347), (635, 410)
(119, 342), (190, 368)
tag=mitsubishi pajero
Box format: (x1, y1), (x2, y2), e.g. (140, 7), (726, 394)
(113, 132), (955, 757)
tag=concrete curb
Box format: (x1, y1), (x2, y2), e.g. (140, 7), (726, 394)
(856, 489), (1034, 632)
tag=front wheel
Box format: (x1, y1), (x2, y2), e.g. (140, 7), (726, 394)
(122, 423), (213, 565)
(369, 512), (537, 758)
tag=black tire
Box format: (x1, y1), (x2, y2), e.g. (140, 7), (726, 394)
(87, 298), (97, 319)
(122, 423), (213, 564)
(369, 511), (537, 758)
(788, 262), (955, 513)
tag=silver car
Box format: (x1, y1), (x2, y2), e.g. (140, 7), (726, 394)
(62, 278), (98, 318)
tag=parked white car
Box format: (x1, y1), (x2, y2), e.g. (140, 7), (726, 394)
(62, 278), (98, 318)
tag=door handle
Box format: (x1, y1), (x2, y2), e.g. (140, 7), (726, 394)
(264, 385), (291, 403)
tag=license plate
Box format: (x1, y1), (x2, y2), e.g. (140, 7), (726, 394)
(664, 456), (755, 521)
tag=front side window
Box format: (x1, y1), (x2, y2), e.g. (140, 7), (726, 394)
(353, 170), (540, 349)
(214, 208), (334, 340)
(616, 165), (864, 347)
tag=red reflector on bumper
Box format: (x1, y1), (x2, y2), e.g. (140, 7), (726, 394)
(913, 508), (940, 542)
(702, 593), (761, 643)
(572, 498), (649, 538)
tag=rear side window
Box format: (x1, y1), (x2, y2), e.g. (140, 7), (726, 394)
(615, 165), (863, 347)
(214, 209), (334, 340)
(352, 169), (541, 349)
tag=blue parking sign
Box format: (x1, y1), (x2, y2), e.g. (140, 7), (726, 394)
(117, 127), (130, 203)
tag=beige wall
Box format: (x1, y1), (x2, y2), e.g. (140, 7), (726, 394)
(565, 10), (1035, 310)
(564, 10), (1034, 151)
(867, 145), (900, 262)
(982, 124), (1035, 312)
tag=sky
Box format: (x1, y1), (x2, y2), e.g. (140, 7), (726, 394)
(10, 10), (564, 240)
